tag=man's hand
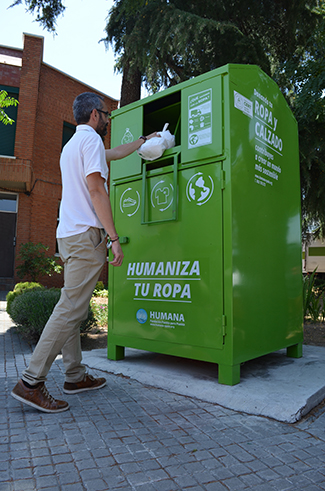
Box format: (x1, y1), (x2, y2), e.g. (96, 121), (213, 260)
(109, 240), (124, 267)
(106, 131), (161, 162)
(146, 131), (160, 140)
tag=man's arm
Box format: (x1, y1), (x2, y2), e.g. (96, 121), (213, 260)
(105, 132), (159, 161)
(86, 172), (123, 267)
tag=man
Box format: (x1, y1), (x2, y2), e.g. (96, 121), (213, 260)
(11, 92), (157, 413)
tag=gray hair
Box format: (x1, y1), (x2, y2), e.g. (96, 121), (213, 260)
(73, 92), (104, 124)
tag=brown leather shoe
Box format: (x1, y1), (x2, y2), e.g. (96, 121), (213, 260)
(11, 379), (69, 413)
(63, 374), (106, 394)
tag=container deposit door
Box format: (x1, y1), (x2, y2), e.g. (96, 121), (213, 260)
(109, 158), (224, 352)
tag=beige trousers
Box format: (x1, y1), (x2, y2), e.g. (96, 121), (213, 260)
(22, 227), (106, 385)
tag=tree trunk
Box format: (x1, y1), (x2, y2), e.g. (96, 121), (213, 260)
(119, 60), (142, 107)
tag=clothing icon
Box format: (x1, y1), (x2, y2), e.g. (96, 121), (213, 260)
(151, 180), (173, 212)
(155, 187), (170, 206)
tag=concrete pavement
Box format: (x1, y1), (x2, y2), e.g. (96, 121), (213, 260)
(82, 344), (325, 424)
(2, 298), (325, 490)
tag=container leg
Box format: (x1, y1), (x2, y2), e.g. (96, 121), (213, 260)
(107, 344), (125, 360)
(218, 363), (240, 386)
(286, 342), (303, 359)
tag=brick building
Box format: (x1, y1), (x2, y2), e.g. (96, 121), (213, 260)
(0, 33), (118, 291)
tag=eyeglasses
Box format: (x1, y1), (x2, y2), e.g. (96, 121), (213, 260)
(96, 109), (111, 118)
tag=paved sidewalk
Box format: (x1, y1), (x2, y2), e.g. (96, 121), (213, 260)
(2, 299), (325, 491)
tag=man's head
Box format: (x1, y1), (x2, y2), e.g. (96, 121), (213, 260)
(73, 92), (110, 139)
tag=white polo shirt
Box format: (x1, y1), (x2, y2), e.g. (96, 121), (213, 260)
(57, 125), (108, 239)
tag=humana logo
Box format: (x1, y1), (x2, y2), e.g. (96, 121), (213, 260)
(150, 311), (185, 322)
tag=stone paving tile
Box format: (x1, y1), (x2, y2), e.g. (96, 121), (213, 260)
(3, 300), (325, 490)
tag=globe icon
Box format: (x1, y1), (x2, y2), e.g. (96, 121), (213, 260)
(188, 176), (210, 203)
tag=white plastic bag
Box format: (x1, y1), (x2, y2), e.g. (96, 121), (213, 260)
(137, 123), (175, 161)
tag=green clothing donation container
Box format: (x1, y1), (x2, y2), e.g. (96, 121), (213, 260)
(107, 64), (303, 385)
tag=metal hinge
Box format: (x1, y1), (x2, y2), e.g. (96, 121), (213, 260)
(222, 315), (227, 338)
(220, 170), (226, 190)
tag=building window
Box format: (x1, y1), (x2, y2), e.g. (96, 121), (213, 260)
(0, 192), (18, 212)
(0, 85), (19, 157)
(62, 121), (76, 149)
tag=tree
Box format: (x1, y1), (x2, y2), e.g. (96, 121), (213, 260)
(10, 0), (320, 102)
(0, 90), (19, 125)
(103, 0), (320, 100)
(9, 0), (65, 31)
(273, 3), (325, 237)
(102, 0), (143, 106)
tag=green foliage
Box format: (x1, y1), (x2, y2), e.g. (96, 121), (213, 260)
(94, 281), (104, 293)
(321, 293), (325, 322)
(6, 282), (44, 317)
(0, 90), (19, 125)
(91, 283), (108, 326)
(9, 0), (65, 32)
(93, 281), (108, 298)
(303, 269), (325, 323)
(303, 269), (318, 319)
(309, 292), (322, 323)
(10, 289), (96, 344)
(95, 281), (105, 291)
(91, 300), (108, 328)
(274, 4), (325, 237)
(17, 242), (63, 282)
(104, 0), (320, 94)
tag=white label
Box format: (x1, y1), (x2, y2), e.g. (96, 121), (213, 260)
(188, 89), (212, 149)
(234, 90), (253, 118)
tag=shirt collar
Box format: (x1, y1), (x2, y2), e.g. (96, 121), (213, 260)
(76, 124), (97, 133)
